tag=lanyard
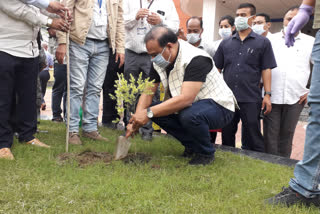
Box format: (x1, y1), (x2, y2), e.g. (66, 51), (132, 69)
(140, 0), (155, 9)
(98, 0), (103, 13)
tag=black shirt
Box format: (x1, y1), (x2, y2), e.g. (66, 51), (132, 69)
(213, 31), (277, 102)
(149, 56), (213, 83)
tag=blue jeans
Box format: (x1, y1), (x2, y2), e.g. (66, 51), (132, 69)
(151, 99), (234, 155)
(69, 39), (109, 132)
(289, 30), (320, 198)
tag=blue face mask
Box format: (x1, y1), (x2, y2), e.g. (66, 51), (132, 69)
(151, 46), (171, 68)
(235, 16), (253, 31)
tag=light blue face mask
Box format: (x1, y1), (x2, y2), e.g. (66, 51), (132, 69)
(151, 46), (171, 68)
(235, 15), (253, 31)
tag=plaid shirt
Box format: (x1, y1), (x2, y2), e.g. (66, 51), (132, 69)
(153, 40), (238, 112)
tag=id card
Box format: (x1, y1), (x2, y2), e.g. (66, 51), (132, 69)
(137, 27), (147, 35)
(94, 12), (107, 27)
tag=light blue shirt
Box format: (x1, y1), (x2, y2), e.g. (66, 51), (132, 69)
(19, 0), (49, 9)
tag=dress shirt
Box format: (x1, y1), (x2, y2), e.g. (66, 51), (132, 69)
(87, 0), (108, 40)
(19, 0), (49, 9)
(123, 0), (179, 54)
(198, 39), (216, 58)
(270, 31), (314, 104)
(214, 31), (277, 103)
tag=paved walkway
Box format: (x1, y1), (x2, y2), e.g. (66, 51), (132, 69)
(41, 88), (307, 161)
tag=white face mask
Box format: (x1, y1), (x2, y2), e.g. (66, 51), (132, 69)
(186, 33), (201, 44)
(219, 28), (232, 39)
(252, 24), (266, 35)
(235, 16), (253, 31)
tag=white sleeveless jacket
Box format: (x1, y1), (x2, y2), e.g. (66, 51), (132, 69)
(153, 40), (238, 112)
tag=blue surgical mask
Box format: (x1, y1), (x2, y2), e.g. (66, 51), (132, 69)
(235, 16), (253, 31)
(219, 28), (232, 39)
(151, 46), (171, 68)
(252, 24), (266, 35)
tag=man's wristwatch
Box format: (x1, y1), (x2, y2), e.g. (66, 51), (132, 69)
(264, 91), (272, 97)
(147, 107), (154, 119)
(46, 18), (53, 27)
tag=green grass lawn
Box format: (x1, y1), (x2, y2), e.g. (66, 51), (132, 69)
(0, 121), (318, 213)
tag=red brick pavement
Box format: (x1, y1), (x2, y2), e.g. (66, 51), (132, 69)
(41, 89), (306, 160)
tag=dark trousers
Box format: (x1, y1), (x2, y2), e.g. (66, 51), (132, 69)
(102, 49), (124, 124)
(0, 51), (38, 149)
(151, 99), (234, 155)
(263, 102), (304, 157)
(39, 69), (50, 103)
(51, 63), (66, 119)
(222, 102), (264, 152)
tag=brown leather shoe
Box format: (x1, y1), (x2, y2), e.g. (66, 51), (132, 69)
(82, 131), (109, 142)
(69, 132), (82, 145)
(26, 138), (50, 148)
(0, 148), (14, 160)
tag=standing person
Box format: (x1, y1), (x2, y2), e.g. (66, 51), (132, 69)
(39, 42), (54, 111)
(263, 7), (314, 158)
(214, 15), (236, 53)
(252, 13), (273, 39)
(56, 0), (125, 145)
(126, 26), (238, 165)
(101, 50), (124, 129)
(123, 0), (179, 141)
(49, 27), (67, 123)
(213, 3), (277, 152)
(267, 0), (320, 207)
(0, 0), (69, 160)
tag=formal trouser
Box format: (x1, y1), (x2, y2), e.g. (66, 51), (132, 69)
(263, 102), (304, 157)
(51, 63), (67, 120)
(289, 30), (320, 198)
(124, 49), (154, 135)
(102, 48), (124, 124)
(151, 99), (234, 155)
(222, 102), (264, 152)
(0, 51), (38, 149)
(39, 69), (50, 103)
(69, 39), (109, 132)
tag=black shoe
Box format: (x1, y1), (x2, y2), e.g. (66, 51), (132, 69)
(181, 147), (194, 158)
(52, 117), (63, 123)
(188, 153), (215, 165)
(142, 133), (153, 141)
(267, 187), (320, 207)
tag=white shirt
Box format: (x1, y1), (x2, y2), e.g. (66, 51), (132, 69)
(87, 0), (108, 40)
(123, 0), (179, 53)
(198, 39), (216, 58)
(270, 31), (314, 105)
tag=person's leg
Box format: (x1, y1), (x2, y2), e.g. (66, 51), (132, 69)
(240, 102), (264, 152)
(15, 56), (38, 142)
(278, 102), (304, 158)
(263, 104), (282, 155)
(68, 40), (91, 133)
(39, 69), (50, 101)
(222, 107), (240, 147)
(51, 63), (67, 120)
(102, 49), (123, 125)
(82, 40), (109, 132)
(0, 51), (16, 150)
(210, 132), (217, 144)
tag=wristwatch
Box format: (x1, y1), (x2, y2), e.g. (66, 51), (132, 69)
(46, 18), (53, 27)
(264, 91), (272, 97)
(147, 107), (154, 119)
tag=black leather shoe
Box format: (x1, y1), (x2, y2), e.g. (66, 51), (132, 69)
(188, 153), (215, 165)
(181, 147), (194, 158)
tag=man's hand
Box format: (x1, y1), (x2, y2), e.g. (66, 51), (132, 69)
(55, 44), (66, 64)
(51, 18), (70, 32)
(299, 92), (308, 105)
(125, 123), (138, 139)
(178, 28), (187, 41)
(285, 4), (313, 47)
(47, 1), (70, 19)
(147, 12), (162, 25)
(130, 109), (149, 129)
(135, 9), (149, 20)
(262, 95), (272, 115)
(115, 53), (125, 68)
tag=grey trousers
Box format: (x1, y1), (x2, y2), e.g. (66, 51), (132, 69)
(124, 49), (154, 136)
(263, 102), (305, 157)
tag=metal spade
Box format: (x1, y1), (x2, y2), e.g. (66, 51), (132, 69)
(114, 136), (131, 160)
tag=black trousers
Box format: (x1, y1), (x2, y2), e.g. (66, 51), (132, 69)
(102, 49), (124, 124)
(39, 69), (50, 103)
(222, 102), (264, 152)
(0, 51), (38, 149)
(51, 63), (67, 119)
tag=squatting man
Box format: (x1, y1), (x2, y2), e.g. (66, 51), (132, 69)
(126, 26), (238, 165)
